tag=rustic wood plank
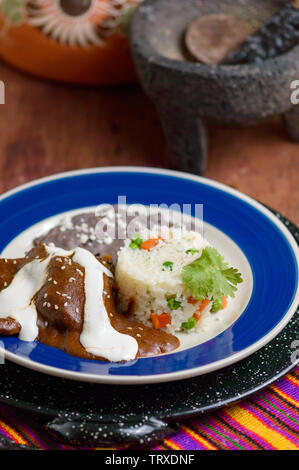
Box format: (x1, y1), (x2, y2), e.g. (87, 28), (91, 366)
(0, 60), (298, 225)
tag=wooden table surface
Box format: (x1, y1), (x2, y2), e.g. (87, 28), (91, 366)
(0, 60), (298, 225)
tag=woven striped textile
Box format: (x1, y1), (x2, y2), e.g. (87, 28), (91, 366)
(0, 367), (298, 450)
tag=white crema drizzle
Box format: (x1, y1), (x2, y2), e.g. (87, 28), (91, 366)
(73, 248), (138, 362)
(0, 245), (72, 341)
(0, 257), (50, 341)
(0, 246), (138, 361)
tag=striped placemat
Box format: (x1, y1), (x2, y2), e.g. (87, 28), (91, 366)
(0, 366), (298, 450)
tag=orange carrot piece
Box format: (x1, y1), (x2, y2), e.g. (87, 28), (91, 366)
(140, 237), (164, 251)
(187, 296), (199, 305)
(159, 313), (171, 328)
(151, 314), (160, 329)
(198, 298), (210, 312)
(193, 312), (201, 322)
(150, 312), (171, 329)
(222, 295), (228, 309)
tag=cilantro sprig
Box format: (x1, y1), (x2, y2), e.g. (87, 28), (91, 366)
(182, 247), (243, 312)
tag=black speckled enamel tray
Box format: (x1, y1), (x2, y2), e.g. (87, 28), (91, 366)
(0, 209), (298, 447)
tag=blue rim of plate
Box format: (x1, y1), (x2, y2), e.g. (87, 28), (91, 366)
(0, 167), (298, 384)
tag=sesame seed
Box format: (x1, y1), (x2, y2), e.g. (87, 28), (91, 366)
(62, 294), (71, 300)
(80, 234), (88, 244)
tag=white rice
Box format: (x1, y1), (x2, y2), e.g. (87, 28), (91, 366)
(115, 228), (212, 332)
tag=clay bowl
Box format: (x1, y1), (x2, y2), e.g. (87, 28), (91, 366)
(130, 0), (299, 174)
(0, 0), (141, 86)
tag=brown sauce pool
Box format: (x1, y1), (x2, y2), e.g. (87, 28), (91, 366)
(0, 245), (179, 361)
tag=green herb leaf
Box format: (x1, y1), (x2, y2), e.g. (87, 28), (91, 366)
(167, 296), (181, 310)
(186, 249), (199, 255)
(182, 247), (243, 312)
(181, 317), (196, 330)
(162, 261), (173, 271)
(129, 235), (143, 250)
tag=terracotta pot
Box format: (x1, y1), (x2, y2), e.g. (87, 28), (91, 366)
(0, 0), (142, 85)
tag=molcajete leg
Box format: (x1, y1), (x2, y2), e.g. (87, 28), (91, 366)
(154, 99), (208, 175)
(282, 106), (299, 141)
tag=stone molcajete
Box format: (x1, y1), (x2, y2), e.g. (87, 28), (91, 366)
(130, 0), (299, 174)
